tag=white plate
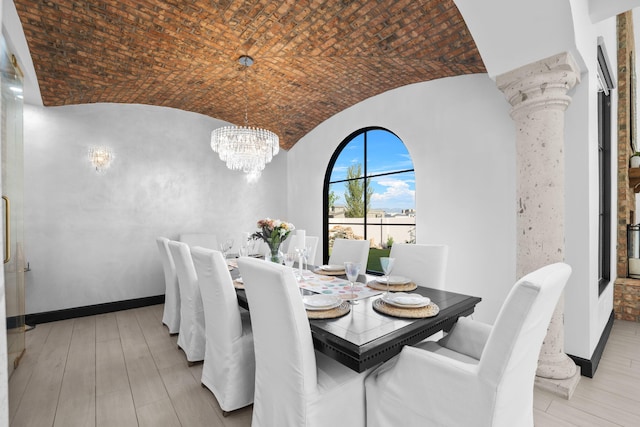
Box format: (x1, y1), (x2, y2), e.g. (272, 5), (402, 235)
(382, 292), (430, 308)
(320, 264), (345, 272)
(303, 294), (342, 310)
(375, 275), (411, 285)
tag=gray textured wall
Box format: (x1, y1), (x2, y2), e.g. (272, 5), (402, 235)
(23, 103), (288, 314)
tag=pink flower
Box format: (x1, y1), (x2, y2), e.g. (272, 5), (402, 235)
(251, 218), (296, 248)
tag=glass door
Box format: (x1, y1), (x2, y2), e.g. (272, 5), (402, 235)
(1, 35), (25, 377)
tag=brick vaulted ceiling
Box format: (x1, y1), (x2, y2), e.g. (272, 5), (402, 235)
(14, 0), (485, 149)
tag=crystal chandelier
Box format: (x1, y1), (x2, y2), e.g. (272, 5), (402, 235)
(211, 55), (279, 181)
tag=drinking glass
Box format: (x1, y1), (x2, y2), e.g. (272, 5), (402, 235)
(247, 239), (257, 256)
(379, 257), (395, 297)
(220, 238), (234, 258)
(297, 247), (309, 270)
(344, 262), (361, 304)
(283, 252), (296, 268)
(239, 243), (248, 257)
(295, 247), (306, 281)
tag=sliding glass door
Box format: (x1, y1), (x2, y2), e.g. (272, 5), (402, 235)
(1, 35), (25, 377)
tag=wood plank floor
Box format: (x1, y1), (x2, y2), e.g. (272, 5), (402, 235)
(7, 305), (640, 426)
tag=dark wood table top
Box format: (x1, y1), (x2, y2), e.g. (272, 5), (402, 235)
(233, 266), (481, 372)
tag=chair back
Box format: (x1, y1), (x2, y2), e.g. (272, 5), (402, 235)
(287, 235), (320, 265)
(238, 257), (317, 425)
(169, 241), (199, 307)
(328, 238), (369, 270)
(479, 262), (571, 424)
(389, 243), (448, 289)
(156, 236), (180, 333)
(191, 247), (243, 351)
(180, 233), (219, 250)
(168, 240), (205, 360)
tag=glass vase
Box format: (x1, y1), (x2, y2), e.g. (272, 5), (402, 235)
(268, 242), (283, 264)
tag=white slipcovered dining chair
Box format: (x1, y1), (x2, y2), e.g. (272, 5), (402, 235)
(389, 243), (449, 289)
(179, 233), (219, 250)
(286, 234), (319, 265)
(389, 243), (450, 342)
(365, 262), (572, 427)
(238, 257), (368, 427)
(328, 238), (369, 270)
(191, 247), (255, 413)
(168, 240), (205, 364)
(156, 236), (180, 334)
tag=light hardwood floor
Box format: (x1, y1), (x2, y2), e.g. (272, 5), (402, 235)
(7, 305), (640, 426)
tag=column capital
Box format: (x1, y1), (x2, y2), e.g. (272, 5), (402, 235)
(497, 52), (581, 117)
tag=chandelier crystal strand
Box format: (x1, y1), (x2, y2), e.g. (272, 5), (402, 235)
(210, 55), (279, 179)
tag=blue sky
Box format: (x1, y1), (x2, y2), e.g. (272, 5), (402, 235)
(330, 130), (416, 211)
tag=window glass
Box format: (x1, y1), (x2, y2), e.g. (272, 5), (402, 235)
(329, 133), (364, 182)
(369, 171), (416, 213)
(366, 130), (412, 175)
(325, 128), (415, 273)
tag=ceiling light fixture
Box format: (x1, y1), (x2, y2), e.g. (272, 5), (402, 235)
(210, 55), (279, 182)
(88, 146), (114, 173)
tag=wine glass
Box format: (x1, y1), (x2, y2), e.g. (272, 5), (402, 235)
(239, 242), (249, 257)
(220, 238), (234, 258)
(296, 247), (309, 269)
(246, 238), (256, 256)
(379, 257), (395, 297)
(294, 247), (307, 281)
(283, 252), (296, 268)
(344, 262), (361, 304)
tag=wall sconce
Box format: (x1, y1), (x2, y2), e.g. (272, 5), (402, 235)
(88, 146), (114, 173)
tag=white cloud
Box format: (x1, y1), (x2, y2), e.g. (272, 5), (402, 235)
(371, 178), (415, 206)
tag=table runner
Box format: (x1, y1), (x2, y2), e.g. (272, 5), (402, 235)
(297, 270), (383, 300)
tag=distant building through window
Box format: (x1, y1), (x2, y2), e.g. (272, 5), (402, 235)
(323, 127), (416, 272)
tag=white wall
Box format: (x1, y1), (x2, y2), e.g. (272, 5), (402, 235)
(454, 0), (578, 77)
(288, 74), (517, 323)
(23, 103), (288, 314)
(564, 2), (618, 360)
(453, 0), (620, 360)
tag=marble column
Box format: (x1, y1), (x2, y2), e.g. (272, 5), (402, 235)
(497, 52), (581, 398)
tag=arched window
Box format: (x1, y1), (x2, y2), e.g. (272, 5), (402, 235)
(323, 127), (415, 273)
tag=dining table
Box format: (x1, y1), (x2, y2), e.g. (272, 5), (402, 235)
(231, 261), (482, 373)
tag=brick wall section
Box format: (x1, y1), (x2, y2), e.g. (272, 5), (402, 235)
(614, 278), (640, 321)
(616, 12), (640, 321)
(617, 12), (635, 279)
(12, 0), (485, 149)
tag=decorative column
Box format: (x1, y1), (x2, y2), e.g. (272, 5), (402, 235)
(497, 52), (581, 398)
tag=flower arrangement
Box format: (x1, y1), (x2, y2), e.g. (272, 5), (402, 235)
(251, 218), (295, 261)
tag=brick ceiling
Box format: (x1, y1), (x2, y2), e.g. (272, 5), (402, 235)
(14, 0), (485, 149)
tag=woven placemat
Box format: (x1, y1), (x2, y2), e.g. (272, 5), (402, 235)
(372, 298), (439, 319)
(313, 268), (346, 276)
(367, 280), (417, 292)
(306, 301), (351, 319)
